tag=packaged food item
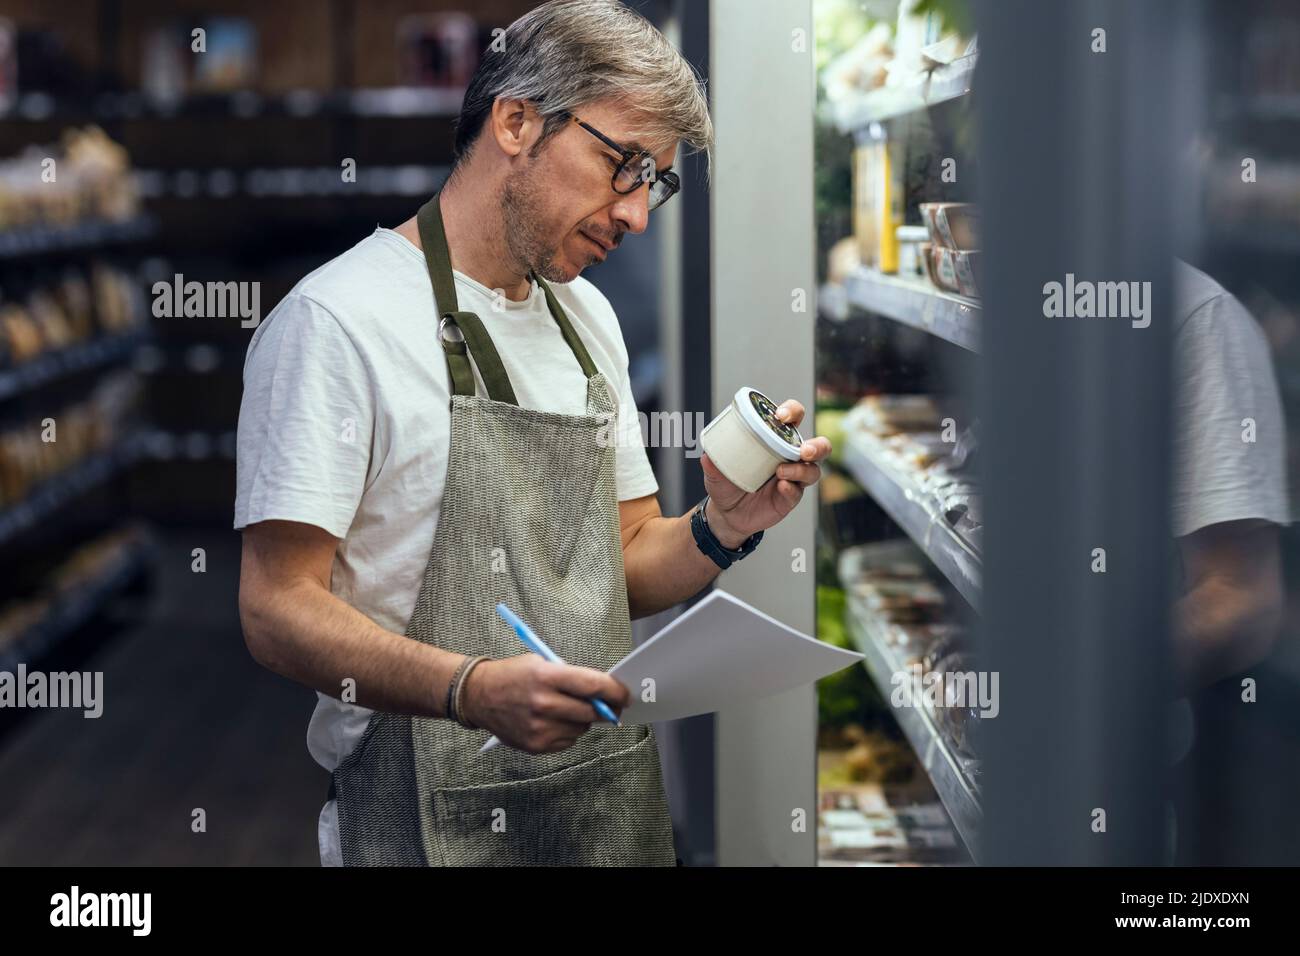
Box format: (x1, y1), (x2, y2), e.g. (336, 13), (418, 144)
(27, 290), (75, 349)
(0, 126), (139, 230)
(820, 22), (892, 106)
(699, 386), (804, 493)
(0, 370), (140, 506)
(919, 202), (980, 250)
(932, 246), (962, 295)
(888, 0), (945, 85)
(853, 125), (902, 272)
(878, 138), (902, 274)
(57, 270), (95, 340)
(952, 249), (981, 298)
(842, 730), (916, 783)
(919, 241), (937, 287)
(852, 577), (945, 619)
(922, 625), (967, 674)
(1, 304), (43, 361)
(852, 139), (879, 268)
(883, 431), (950, 469)
(855, 394), (942, 433)
(887, 623), (934, 666)
(932, 651), (989, 758)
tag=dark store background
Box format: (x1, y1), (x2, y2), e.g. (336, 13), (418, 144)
(0, 0), (671, 865)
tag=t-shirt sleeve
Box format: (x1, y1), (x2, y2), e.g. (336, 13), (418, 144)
(611, 351), (660, 501)
(234, 292), (376, 538)
(1171, 294), (1290, 538)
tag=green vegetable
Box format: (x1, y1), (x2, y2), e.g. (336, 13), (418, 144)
(816, 584), (873, 729)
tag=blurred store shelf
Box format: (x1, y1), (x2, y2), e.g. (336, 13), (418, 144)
(833, 54), (977, 134)
(842, 428), (981, 609)
(0, 329), (150, 401)
(838, 268), (981, 352)
(839, 544), (982, 860)
(135, 165), (450, 199)
(0, 215), (158, 260)
(0, 432), (149, 549)
(0, 87), (466, 122)
(0, 526), (155, 672)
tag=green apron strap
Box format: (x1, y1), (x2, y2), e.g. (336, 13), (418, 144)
(533, 275), (599, 380)
(416, 192), (602, 399)
(416, 195), (518, 405)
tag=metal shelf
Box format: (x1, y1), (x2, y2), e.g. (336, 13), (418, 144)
(0, 531), (153, 671)
(135, 165), (449, 199)
(841, 268), (980, 352)
(0, 433), (148, 548)
(0, 216), (157, 260)
(838, 554), (982, 859)
(0, 329), (149, 401)
(0, 87), (465, 122)
(833, 54), (977, 133)
(842, 430), (981, 609)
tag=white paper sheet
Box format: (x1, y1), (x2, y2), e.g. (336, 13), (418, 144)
(611, 589), (863, 725)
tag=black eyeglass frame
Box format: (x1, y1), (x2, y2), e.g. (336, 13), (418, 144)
(564, 112), (681, 211)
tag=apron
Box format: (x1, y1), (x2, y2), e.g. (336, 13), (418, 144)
(330, 193), (677, 866)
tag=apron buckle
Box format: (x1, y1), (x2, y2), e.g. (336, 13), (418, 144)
(438, 315), (466, 345)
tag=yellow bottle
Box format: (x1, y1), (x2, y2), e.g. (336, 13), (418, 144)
(877, 133), (901, 274)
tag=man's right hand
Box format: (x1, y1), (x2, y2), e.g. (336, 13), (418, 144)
(460, 655), (632, 754)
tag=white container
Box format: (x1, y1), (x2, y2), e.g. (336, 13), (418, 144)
(896, 224), (929, 279)
(699, 387), (805, 493)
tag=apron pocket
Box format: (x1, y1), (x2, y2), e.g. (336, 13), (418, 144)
(426, 729), (676, 866)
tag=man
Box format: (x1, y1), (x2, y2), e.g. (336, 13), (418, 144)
(1171, 260), (1288, 695)
(1166, 260), (1290, 863)
(235, 0), (831, 866)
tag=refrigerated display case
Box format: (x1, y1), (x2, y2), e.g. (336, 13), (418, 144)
(811, 0), (1300, 867)
(814, 0), (983, 863)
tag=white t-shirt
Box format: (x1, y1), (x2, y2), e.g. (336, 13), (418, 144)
(233, 227), (658, 866)
(1172, 260), (1290, 538)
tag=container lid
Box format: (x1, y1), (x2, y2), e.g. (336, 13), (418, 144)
(734, 387), (804, 461)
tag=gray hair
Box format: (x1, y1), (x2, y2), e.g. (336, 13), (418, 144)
(451, 0), (712, 176)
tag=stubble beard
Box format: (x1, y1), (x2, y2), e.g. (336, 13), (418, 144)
(500, 167), (594, 284)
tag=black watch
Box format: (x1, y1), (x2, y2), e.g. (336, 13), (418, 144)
(691, 496), (763, 570)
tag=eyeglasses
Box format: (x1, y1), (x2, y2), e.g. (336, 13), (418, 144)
(566, 113), (680, 211)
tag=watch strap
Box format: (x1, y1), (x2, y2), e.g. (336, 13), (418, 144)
(691, 497), (763, 570)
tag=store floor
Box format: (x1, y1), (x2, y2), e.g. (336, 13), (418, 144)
(0, 526), (324, 866)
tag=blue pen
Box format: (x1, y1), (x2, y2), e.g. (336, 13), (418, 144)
(479, 603), (621, 753)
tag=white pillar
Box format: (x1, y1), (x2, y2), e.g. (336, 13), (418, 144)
(710, 0), (817, 867)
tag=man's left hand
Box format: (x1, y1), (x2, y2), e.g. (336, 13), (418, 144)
(701, 399), (832, 549)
